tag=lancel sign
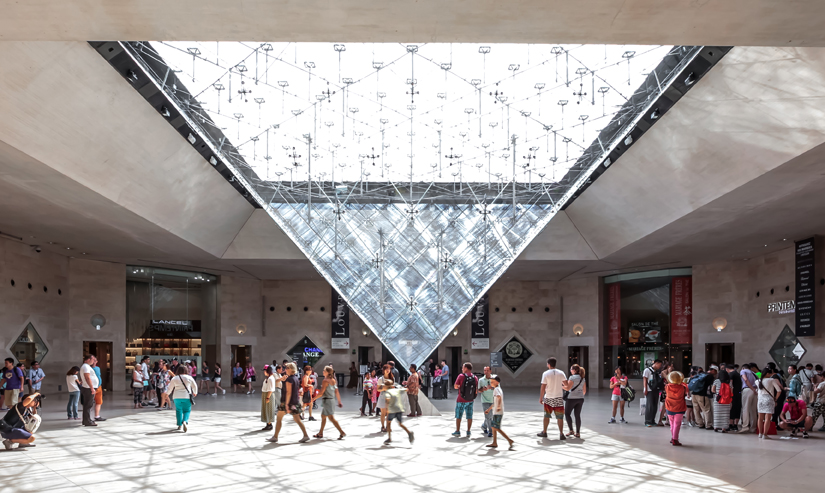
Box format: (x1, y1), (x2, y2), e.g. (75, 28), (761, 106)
(767, 300), (795, 314)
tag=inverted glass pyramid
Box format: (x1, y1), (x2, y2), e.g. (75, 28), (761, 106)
(123, 42), (703, 368)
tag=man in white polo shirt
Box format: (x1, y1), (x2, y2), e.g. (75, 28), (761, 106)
(80, 354), (100, 427)
(538, 357), (568, 440)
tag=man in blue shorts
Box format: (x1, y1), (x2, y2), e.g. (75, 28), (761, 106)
(452, 362), (478, 437)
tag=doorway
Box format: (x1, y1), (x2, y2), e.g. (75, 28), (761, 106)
(448, 346), (462, 381)
(568, 346), (589, 370)
(705, 343), (735, 368)
(357, 346), (374, 369)
(231, 345), (251, 370)
(83, 341), (113, 391)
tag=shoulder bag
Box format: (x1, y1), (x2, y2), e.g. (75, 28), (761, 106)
(563, 375), (584, 401)
(16, 406), (41, 434)
(179, 375), (196, 406)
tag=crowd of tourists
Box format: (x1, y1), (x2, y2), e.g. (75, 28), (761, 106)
(4, 351), (824, 451)
(634, 359), (825, 446)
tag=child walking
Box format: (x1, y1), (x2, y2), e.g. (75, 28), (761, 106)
(485, 375), (514, 449)
(382, 378), (414, 445)
(664, 371), (688, 446)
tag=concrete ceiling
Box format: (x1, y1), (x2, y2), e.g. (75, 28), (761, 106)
(2, 43), (825, 282)
(3, 1), (825, 46)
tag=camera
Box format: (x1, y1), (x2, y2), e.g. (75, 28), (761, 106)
(32, 245), (42, 253)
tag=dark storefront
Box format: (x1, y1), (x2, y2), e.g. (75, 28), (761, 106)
(603, 269), (693, 379)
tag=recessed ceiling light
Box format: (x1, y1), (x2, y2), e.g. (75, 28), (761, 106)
(48, 241), (54, 245)
(65, 247), (71, 250)
(82, 252), (87, 255)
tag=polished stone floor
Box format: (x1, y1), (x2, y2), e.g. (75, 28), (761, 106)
(3, 387), (823, 492)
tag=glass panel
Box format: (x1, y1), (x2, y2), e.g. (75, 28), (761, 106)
(124, 42), (703, 368)
(11, 322), (48, 366)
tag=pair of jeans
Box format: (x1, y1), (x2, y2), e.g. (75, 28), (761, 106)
(67, 391), (80, 418)
(668, 411), (684, 441)
(481, 402), (493, 431)
(564, 398), (584, 433)
(645, 390), (661, 425)
(81, 387), (95, 425)
(692, 395), (712, 428)
(174, 398), (192, 426)
(361, 391), (374, 414)
(408, 394), (422, 415)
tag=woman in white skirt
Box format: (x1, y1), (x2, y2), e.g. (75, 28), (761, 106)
(213, 363), (225, 395)
(260, 366), (277, 431)
(756, 367), (782, 439)
(376, 364), (391, 432)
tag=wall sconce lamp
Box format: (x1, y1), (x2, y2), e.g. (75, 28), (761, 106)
(236, 324), (247, 335)
(572, 323), (584, 336)
(712, 317), (727, 332)
(90, 314), (106, 331)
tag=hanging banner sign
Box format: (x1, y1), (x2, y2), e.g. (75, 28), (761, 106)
(671, 277), (692, 344)
(608, 284), (621, 345)
(795, 238), (816, 337)
(471, 293), (490, 349)
(331, 289), (350, 349)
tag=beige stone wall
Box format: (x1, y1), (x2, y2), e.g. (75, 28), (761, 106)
(693, 243), (825, 369)
(433, 277), (601, 388)
(0, 237), (126, 393)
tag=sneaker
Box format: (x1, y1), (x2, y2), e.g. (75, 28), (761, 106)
(758, 434), (763, 439)
(466, 430), (471, 437)
(803, 431), (809, 439)
(536, 432), (548, 438)
(252, 390), (255, 394)
(94, 417), (107, 421)
(246, 391), (251, 395)
(408, 431), (415, 443)
(645, 424), (654, 428)
(790, 430), (798, 438)
(3, 439), (12, 450)
(17, 443), (34, 448)
(451, 430), (461, 437)
(608, 418), (616, 424)
(688, 421), (695, 428)
(298, 436), (310, 443)
(487, 432), (493, 438)
(222, 389), (226, 395)
(620, 418), (627, 423)
(672, 440), (682, 446)
(267, 437), (278, 443)
(308, 417), (317, 422)
(383, 438), (392, 445)
(183, 422), (188, 433)
(559, 433), (566, 440)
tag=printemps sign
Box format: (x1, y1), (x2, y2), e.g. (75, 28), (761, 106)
(767, 300), (795, 314)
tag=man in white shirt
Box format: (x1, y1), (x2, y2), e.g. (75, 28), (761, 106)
(80, 354), (100, 427)
(141, 357), (152, 404)
(538, 357), (568, 440)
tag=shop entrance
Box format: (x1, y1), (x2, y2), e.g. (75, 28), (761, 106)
(231, 345), (251, 369)
(83, 341), (113, 391)
(705, 343), (735, 368)
(568, 346), (589, 369)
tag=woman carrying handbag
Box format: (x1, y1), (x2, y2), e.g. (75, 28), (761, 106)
(165, 366), (198, 432)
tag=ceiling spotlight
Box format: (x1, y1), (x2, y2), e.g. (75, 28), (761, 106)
(209, 156), (218, 166)
(650, 108), (660, 120)
(685, 72), (697, 86)
(125, 69), (138, 83)
(66, 247), (71, 250)
(160, 106), (171, 118)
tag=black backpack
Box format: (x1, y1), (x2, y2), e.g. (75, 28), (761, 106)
(647, 367), (663, 391)
(459, 374), (478, 402)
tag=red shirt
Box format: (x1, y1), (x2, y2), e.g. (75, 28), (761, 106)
(455, 373), (478, 403)
(665, 383), (688, 413)
(782, 400), (807, 421)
